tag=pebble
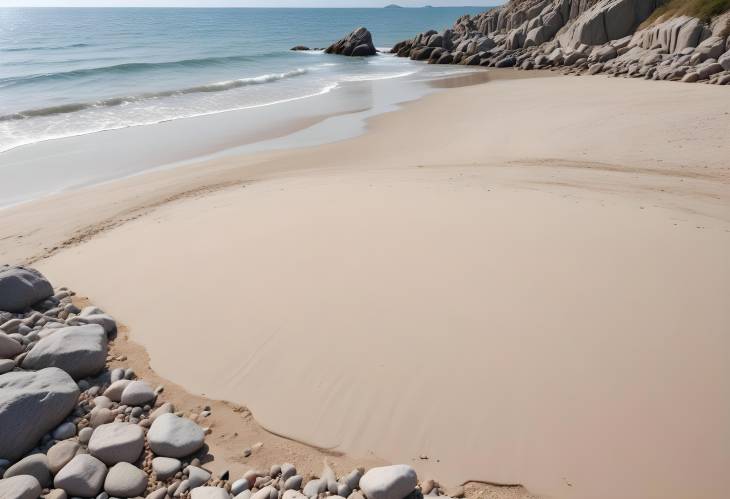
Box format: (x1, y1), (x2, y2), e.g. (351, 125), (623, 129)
(284, 475), (303, 491)
(147, 487), (169, 499)
(147, 413), (205, 458)
(153, 457), (182, 480)
(149, 402), (174, 421)
(187, 465), (212, 489)
(94, 396), (113, 409)
(78, 427), (95, 445)
(280, 463), (296, 482)
(120, 380), (155, 406)
(235, 490), (253, 499)
(89, 407), (116, 428)
(359, 465), (418, 499)
(88, 422), (145, 465)
(0, 358), (14, 374)
(104, 462), (148, 497)
(45, 489), (68, 499)
(103, 380), (132, 402)
(230, 478), (249, 495)
(3, 453), (52, 488)
(47, 441), (84, 475)
(0, 475), (42, 499)
(191, 486), (231, 499)
(52, 421), (77, 441)
(251, 485), (276, 499)
(54, 454), (108, 497)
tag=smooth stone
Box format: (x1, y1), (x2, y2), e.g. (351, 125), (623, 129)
(104, 380), (132, 403)
(53, 422), (77, 440)
(110, 368), (125, 383)
(283, 475), (302, 491)
(250, 485), (276, 499)
(0, 333), (23, 359)
(88, 422), (145, 465)
(342, 469), (364, 491)
(104, 462), (147, 498)
(191, 486), (230, 499)
(67, 313), (116, 335)
(0, 475), (42, 499)
(359, 465), (417, 499)
(3, 454), (52, 488)
(0, 358), (14, 374)
(94, 396), (113, 409)
(54, 454), (108, 497)
(234, 491), (252, 499)
(0, 367), (79, 461)
(90, 407), (116, 428)
(79, 427), (95, 445)
(146, 488), (168, 499)
(187, 466), (211, 489)
(120, 381), (155, 407)
(48, 441), (84, 475)
(303, 479), (326, 497)
(279, 464), (296, 482)
(0, 265), (53, 313)
(282, 491), (308, 499)
(230, 478), (249, 495)
(147, 414), (205, 458)
(152, 457), (181, 480)
(22, 325), (107, 380)
(149, 403), (174, 421)
(45, 489), (68, 499)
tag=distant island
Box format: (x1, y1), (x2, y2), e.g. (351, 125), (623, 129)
(384, 4), (403, 7)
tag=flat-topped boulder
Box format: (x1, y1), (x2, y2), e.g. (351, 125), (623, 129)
(147, 413), (205, 458)
(22, 324), (107, 379)
(0, 367), (79, 461)
(88, 422), (145, 465)
(54, 454), (107, 497)
(0, 265), (53, 313)
(325, 27), (376, 56)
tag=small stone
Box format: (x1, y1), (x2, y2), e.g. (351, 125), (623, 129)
(303, 479), (326, 497)
(79, 427), (94, 445)
(54, 454), (108, 497)
(251, 485), (276, 499)
(104, 462), (147, 497)
(187, 466), (212, 489)
(191, 486), (231, 499)
(0, 358), (14, 375)
(280, 464), (296, 482)
(120, 381), (155, 407)
(284, 475), (303, 491)
(147, 488), (168, 499)
(88, 422), (145, 465)
(360, 465), (417, 499)
(152, 457), (182, 480)
(53, 421), (77, 440)
(47, 441), (84, 474)
(90, 407), (115, 427)
(94, 396), (113, 409)
(0, 475), (42, 499)
(235, 491), (252, 499)
(242, 448), (251, 458)
(3, 454), (52, 487)
(45, 489), (68, 499)
(149, 402), (174, 421)
(231, 478), (249, 495)
(104, 380), (132, 402)
(147, 414), (205, 458)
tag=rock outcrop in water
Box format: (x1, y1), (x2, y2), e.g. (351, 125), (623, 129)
(390, 0), (730, 85)
(325, 27), (377, 56)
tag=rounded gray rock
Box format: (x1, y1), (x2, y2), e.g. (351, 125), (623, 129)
(0, 475), (42, 499)
(88, 422), (145, 465)
(22, 324), (107, 380)
(47, 441), (84, 475)
(78, 427), (94, 445)
(103, 380), (132, 402)
(0, 265), (53, 313)
(230, 478), (249, 495)
(3, 453), (52, 488)
(54, 454), (108, 497)
(53, 421), (77, 440)
(104, 462), (147, 497)
(147, 413), (205, 458)
(152, 457), (181, 480)
(120, 380), (155, 407)
(191, 487), (231, 499)
(0, 367), (79, 461)
(0, 333), (23, 359)
(359, 465), (417, 499)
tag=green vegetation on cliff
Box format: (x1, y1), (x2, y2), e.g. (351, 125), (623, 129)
(647, 0), (730, 22)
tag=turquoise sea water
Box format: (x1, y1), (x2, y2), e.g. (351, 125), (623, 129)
(0, 7), (485, 153)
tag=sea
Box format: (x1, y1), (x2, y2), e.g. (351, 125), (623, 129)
(0, 7), (487, 154)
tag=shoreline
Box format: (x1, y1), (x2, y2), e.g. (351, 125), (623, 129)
(2, 72), (727, 499)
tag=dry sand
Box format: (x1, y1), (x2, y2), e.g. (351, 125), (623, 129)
(1, 72), (729, 499)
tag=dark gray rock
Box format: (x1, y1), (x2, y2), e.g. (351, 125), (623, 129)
(325, 27), (376, 57)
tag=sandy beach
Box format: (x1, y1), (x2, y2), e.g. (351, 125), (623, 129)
(2, 72), (730, 499)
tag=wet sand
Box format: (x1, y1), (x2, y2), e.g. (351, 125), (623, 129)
(1, 72), (729, 499)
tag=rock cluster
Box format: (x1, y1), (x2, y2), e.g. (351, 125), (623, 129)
(325, 27), (377, 57)
(0, 266), (451, 499)
(390, 0), (730, 85)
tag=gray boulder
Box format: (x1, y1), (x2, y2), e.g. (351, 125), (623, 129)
(0, 475), (42, 499)
(325, 27), (376, 57)
(88, 422), (145, 465)
(0, 266), (53, 313)
(3, 453), (52, 488)
(104, 462), (147, 497)
(54, 454), (107, 497)
(359, 465), (417, 499)
(22, 324), (107, 379)
(0, 367), (79, 461)
(147, 413), (205, 458)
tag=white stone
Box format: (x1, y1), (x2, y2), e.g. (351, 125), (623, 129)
(152, 457), (181, 480)
(120, 380), (155, 406)
(103, 380), (132, 402)
(3, 454), (51, 488)
(359, 465), (417, 499)
(88, 422), (145, 465)
(147, 413), (205, 458)
(104, 462), (147, 497)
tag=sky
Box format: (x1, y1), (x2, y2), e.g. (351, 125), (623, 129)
(0, 1), (503, 6)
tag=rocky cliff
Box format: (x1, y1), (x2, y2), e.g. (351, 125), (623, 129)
(391, 0), (730, 84)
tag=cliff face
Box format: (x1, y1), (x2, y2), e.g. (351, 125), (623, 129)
(391, 0), (730, 84)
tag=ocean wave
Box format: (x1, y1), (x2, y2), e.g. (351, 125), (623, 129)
(0, 52), (291, 87)
(0, 68), (309, 122)
(0, 43), (91, 53)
